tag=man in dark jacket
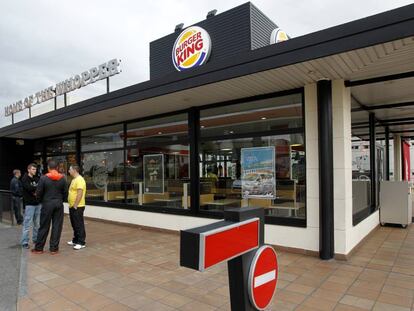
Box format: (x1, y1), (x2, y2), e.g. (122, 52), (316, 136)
(20, 164), (41, 249)
(10, 169), (23, 225)
(32, 160), (67, 254)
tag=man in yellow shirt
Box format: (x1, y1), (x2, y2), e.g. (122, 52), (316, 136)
(67, 164), (87, 250)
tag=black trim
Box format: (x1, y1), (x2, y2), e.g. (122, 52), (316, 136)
(369, 113), (377, 212)
(188, 108), (200, 213)
(352, 100), (414, 112)
(200, 127), (304, 142)
(80, 147), (125, 154)
(197, 88), (303, 111)
(123, 123), (127, 203)
(317, 80), (334, 260)
(264, 216), (306, 227)
(353, 207), (372, 226)
(385, 126), (390, 181)
(76, 131), (81, 167)
(352, 116), (414, 127)
(345, 70), (414, 87)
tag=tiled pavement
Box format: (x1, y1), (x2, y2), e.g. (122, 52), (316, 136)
(17, 218), (414, 311)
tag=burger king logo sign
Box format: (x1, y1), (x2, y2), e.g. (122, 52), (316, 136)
(270, 28), (289, 44)
(172, 26), (211, 71)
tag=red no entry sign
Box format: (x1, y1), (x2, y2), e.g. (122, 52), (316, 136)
(248, 245), (278, 310)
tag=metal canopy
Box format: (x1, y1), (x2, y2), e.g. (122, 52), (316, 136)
(351, 75), (414, 140)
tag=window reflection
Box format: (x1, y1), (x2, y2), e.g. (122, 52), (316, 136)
(82, 151), (124, 202)
(199, 135), (306, 218)
(81, 124), (124, 151)
(199, 93), (305, 219)
(125, 114), (190, 209)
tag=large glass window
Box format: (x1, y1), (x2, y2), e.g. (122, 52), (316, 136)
(82, 150), (124, 202)
(126, 114), (189, 209)
(30, 92), (307, 226)
(45, 134), (77, 182)
(81, 124), (124, 151)
(46, 154), (77, 183)
(199, 94), (305, 220)
(201, 94), (302, 138)
(46, 134), (76, 154)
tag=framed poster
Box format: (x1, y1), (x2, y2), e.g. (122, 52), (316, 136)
(144, 154), (164, 194)
(241, 147), (276, 199)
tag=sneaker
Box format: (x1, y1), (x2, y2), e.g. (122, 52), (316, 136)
(67, 241), (75, 246)
(31, 249), (43, 254)
(73, 244), (86, 250)
(50, 250), (59, 255)
(22, 244), (29, 249)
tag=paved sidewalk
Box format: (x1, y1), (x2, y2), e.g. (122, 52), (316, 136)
(0, 223), (22, 311)
(16, 218), (414, 311)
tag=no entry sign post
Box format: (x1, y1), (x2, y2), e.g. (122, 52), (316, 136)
(180, 207), (278, 311)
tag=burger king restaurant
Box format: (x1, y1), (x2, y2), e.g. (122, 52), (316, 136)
(1, 2), (414, 259)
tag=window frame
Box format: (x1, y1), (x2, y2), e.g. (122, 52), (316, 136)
(32, 88), (307, 227)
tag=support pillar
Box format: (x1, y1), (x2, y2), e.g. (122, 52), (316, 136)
(394, 134), (402, 181)
(385, 126), (390, 181)
(317, 80), (334, 260)
(332, 80), (353, 256)
(188, 108), (200, 213)
(369, 113), (376, 212)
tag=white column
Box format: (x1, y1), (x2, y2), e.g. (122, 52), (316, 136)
(394, 134), (402, 181)
(332, 80), (353, 255)
(304, 84), (319, 238)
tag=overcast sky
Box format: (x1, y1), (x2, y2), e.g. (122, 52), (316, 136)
(0, 0), (412, 127)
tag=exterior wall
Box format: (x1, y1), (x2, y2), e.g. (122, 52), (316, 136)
(62, 84), (321, 252)
(250, 3), (277, 50)
(150, 3), (252, 80)
(347, 210), (379, 253)
(149, 3), (278, 80)
(0, 138), (34, 189)
(332, 79), (379, 255)
(64, 204), (218, 231)
(332, 80), (353, 255)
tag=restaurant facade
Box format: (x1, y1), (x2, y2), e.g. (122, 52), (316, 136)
(1, 2), (414, 259)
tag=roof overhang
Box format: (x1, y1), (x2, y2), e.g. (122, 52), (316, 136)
(2, 4), (414, 139)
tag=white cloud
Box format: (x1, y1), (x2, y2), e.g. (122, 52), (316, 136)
(0, 0), (412, 127)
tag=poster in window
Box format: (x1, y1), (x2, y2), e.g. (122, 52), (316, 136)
(144, 154), (164, 194)
(241, 147), (276, 199)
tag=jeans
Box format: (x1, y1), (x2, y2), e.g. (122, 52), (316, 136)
(12, 196), (23, 225)
(21, 204), (41, 245)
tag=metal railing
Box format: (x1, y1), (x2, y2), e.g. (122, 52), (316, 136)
(0, 190), (14, 225)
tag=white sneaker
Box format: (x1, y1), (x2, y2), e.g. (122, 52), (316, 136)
(67, 241), (74, 246)
(73, 244), (86, 250)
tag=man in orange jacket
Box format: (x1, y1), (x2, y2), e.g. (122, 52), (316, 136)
(32, 160), (67, 254)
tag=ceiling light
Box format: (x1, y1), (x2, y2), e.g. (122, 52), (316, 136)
(201, 125), (205, 128)
(158, 131), (163, 135)
(229, 131), (234, 134)
(261, 117), (267, 120)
